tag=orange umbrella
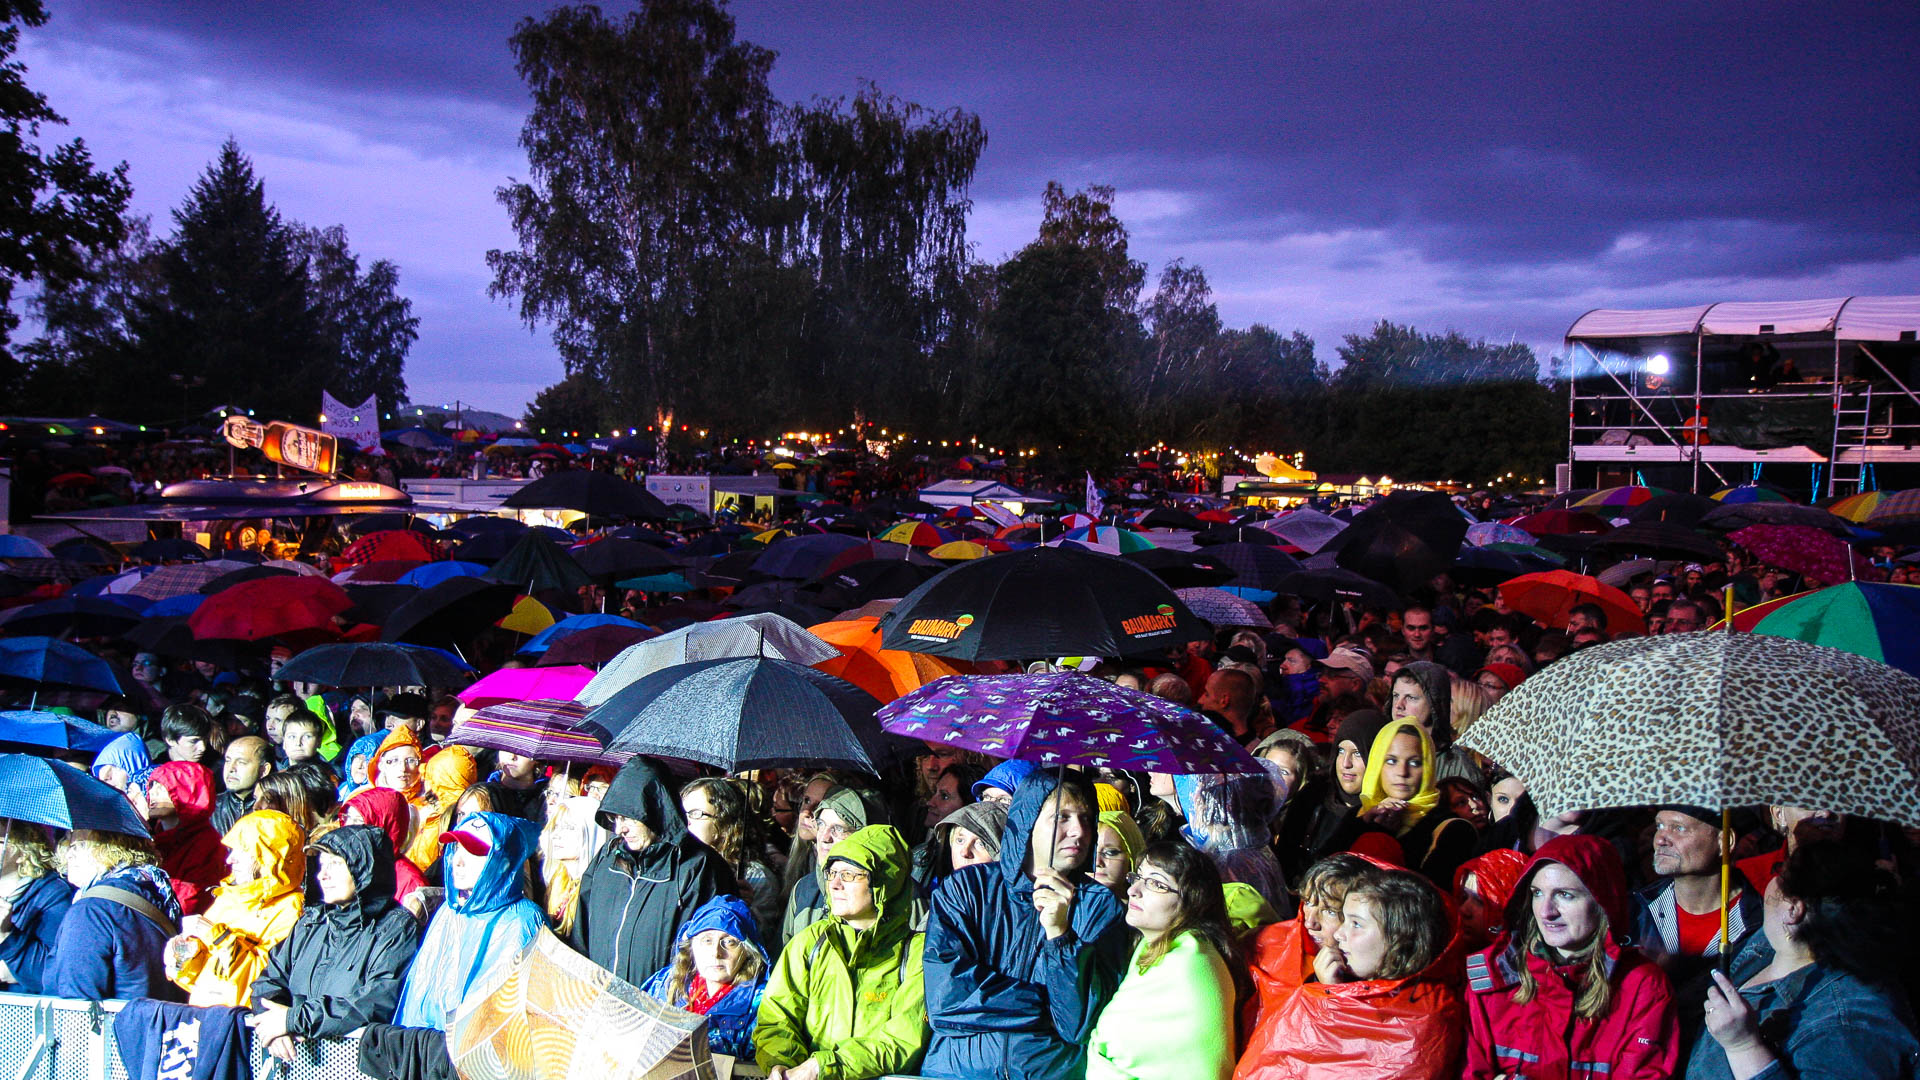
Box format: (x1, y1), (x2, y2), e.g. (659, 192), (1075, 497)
(1499, 570), (1647, 635)
(808, 616), (974, 702)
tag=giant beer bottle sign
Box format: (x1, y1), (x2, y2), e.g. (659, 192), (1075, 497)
(223, 416), (340, 476)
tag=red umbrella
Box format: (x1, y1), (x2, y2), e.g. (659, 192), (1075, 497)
(1510, 510), (1612, 536)
(1708, 589), (1821, 631)
(1499, 570), (1646, 634)
(189, 577), (353, 640)
(336, 530), (440, 568)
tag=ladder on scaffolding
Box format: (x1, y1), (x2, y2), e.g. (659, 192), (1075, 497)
(1829, 384), (1876, 495)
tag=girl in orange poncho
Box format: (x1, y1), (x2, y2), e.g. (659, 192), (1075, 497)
(166, 810), (306, 1007)
(404, 744), (478, 874)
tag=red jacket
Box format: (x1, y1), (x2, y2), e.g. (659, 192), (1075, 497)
(1462, 835), (1679, 1080)
(148, 761), (227, 916)
(1236, 915), (1467, 1080)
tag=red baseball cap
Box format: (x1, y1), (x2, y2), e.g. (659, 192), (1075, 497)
(438, 828), (491, 856)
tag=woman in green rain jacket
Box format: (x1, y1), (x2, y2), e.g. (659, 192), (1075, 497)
(756, 824), (927, 1080)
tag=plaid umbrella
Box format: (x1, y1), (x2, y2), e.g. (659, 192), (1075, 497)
(878, 671), (1262, 773)
(0, 558), (97, 583)
(126, 560), (256, 601)
(451, 699), (623, 764)
(1729, 523), (1868, 585)
(1458, 631), (1920, 828)
(1173, 587), (1273, 629)
(335, 529), (440, 568)
(448, 928), (710, 1080)
(1865, 488), (1920, 528)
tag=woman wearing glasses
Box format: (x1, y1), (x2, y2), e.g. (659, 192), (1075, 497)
(756, 824), (927, 1080)
(1085, 842), (1241, 1080)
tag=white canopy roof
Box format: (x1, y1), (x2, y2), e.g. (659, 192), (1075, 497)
(1567, 295), (1920, 342)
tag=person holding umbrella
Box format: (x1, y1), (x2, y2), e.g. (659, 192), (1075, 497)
(1689, 842), (1920, 1080)
(920, 771), (1130, 1080)
(1462, 835), (1679, 1080)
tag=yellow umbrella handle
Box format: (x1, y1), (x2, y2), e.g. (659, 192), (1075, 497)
(1720, 806), (1732, 960)
(1723, 584), (1735, 627)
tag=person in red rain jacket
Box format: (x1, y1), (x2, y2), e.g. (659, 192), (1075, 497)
(1463, 834), (1679, 1080)
(145, 761), (228, 916)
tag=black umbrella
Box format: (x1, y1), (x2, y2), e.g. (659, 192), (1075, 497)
(1450, 546), (1538, 587)
(381, 577), (523, 646)
(198, 565), (298, 594)
(130, 538), (209, 562)
(121, 617), (252, 669)
(753, 533), (867, 580)
(571, 538), (682, 580)
(1587, 522), (1723, 562)
(343, 513), (432, 536)
(537, 624), (657, 667)
(1273, 568), (1403, 609)
(1327, 491), (1471, 596)
(0, 595), (145, 638)
(727, 599), (837, 626)
(450, 530), (526, 563)
(822, 511), (887, 536)
(580, 656), (911, 773)
(341, 583), (421, 625)
(50, 538), (118, 566)
(1199, 543), (1303, 593)
(1123, 548), (1235, 588)
(483, 532), (592, 594)
(693, 549), (762, 588)
(878, 546), (1210, 660)
(1138, 507), (1207, 530)
(277, 641), (473, 687)
(1697, 502), (1855, 536)
(447, 516), (529, 537)
(809, 559), (941, 611)
(501, 470), (673, 520)
(606, 525), (676, 548)
(1192, 525), (1281, 547)
(1626, 492), (1720, 527)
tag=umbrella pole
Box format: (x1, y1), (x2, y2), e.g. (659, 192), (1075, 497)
(1719, 806), (1732, 962)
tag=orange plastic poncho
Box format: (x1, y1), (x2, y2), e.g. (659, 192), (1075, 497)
(1235, 913), (1468, 1080)
(373, 725), (428, 804)
(173, 810), (307, 1007)
(404, 744), (477, 873)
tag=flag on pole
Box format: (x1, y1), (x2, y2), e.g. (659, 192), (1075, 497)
(1084, 472), (1104, 519)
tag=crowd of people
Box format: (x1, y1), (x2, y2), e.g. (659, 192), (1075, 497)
(0, 483), (1916, 1080)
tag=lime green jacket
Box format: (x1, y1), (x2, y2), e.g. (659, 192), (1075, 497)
(755, 825), (927, 1080)
(1085, 931), (1236, 1080)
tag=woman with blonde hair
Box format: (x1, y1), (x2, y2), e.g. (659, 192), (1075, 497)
(0, 820), (73, 993)
(540, 795), (608, 934)
(46, 829), (181, 1000)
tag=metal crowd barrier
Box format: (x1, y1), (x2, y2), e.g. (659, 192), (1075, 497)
(0, 993), (373, 1080)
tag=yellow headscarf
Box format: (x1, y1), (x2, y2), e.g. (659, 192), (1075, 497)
(1358, 720), (1441, 833)
(176, 810), (307, 1007)
(1097, 809), (1147, 870)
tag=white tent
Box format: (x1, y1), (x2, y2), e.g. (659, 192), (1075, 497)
(1566, 295), (1920, 342)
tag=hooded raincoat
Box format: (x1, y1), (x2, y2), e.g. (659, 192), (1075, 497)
(1462, 835), (1678, 1080)
(339, 731), (387, 800)
(921, 771), (1130, 1080)
(393, 811), (545, 1030)
(148, 761), (227, 915)
(344, 786), (428, 904)
(1393, 661), (1478, 783)
(46, 861), (182, 1001)
(173, 810), (306, 1007)
(569, 760), (737, 986)
(640, 895), (769, 1060)
(251, 825), (423, 1039)
(785, 786), (890, 947)
(405, 745), (478, 872)
(373, 725), (428, 805)
(91, 732), (153, 789)
(1235, 888), (1467, 1080)
(757, 826), (927, 1080)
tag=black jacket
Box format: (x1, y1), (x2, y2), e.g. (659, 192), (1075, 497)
(250, 825), (421, 1040)
(210, 788), (253, 837)
(568, 759), (736, 985)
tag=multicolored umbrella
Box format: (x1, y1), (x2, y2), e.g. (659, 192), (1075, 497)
(1173, 587), (1273, 629)
(877, 521), (957, 548)
(1575, 485), (1668, 508)
(1728, 524), (1869, 585)
(451, 698), (623, 764)
(877, 671), (1262, 773)
(1050, 524), (1157, 554)
(1709, 590), (1818, 631)
(1499, 570), (1646, 634)
(1865, 488), (1920, 528)
(1826, 490), (1888, 523)
(457, 665), (596, 710)
(1711, 485), (1791, 504)
(1749, 583), (1920, 678)
(809, 616), (975, 702)
(1458, 632), (1920, 829)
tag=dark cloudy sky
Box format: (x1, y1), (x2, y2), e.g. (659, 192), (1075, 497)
(19, 1), (1920, 416)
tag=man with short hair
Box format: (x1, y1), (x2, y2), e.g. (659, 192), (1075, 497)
(160, 704), (215, 765)
(1650, 579), (1676, 605)
(922, 772), (1129, 1080)
(1399, 606), (1436, 662)
(1633, 805), (1761, 1037)
(212, 736), (273, 834)
(1664, 599), (1708, 634)
(1197, 667), (1259, 741)
(1293, 646), (1375, 742)
(1145, 672), (1191, 705)
(1483, 615), (1520, 651)
(1565, 602), (1609, 637)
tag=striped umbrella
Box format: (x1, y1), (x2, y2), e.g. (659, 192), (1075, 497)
(1049, 525), (1157, 555)
(451, 698), (624, 764)
(877, 521), (956, 548)
(1826, 490), (1886, 523)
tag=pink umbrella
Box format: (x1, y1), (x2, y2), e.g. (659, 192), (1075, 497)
(456, 664), (595, 710)
(1728, 524), (1871, 586)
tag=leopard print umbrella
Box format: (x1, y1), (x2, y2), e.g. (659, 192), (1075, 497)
(1458, 630), (1920, 828)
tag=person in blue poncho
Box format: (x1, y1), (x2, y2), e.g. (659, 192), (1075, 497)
(337, 730), (387, 801)
(91, 732), (153, 792)
(641, 895), (770, 1060)
(392, 811), (545, 1030)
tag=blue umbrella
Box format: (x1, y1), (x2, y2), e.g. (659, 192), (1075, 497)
(519, 613), (648, 655)
(0, 535), (53, 559)
(0, 595), (146, 637)
(0, 753), (149, 836)
(396, 560), (490, 588)
(144, 593), (206, 617)
(0, 709), (120, 753)
(0, 637), (124, 694)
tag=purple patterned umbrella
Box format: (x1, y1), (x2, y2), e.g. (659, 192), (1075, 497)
(451, 699), (626, 765)
(877, 671), (1262, 773)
